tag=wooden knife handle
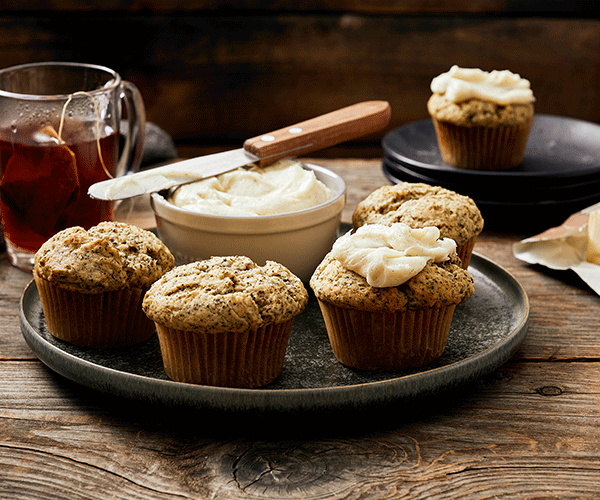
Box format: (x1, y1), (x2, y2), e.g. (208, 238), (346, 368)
(243, 100), (391, 165)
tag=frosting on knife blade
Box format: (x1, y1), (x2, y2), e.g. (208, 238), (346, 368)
(88, 149), (259, 200)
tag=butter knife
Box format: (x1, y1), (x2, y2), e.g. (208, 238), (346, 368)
(88, 100), (391, 200)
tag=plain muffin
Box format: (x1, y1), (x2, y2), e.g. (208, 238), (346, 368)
(143, 256), (309, 388)
(34, 221), (175, 347)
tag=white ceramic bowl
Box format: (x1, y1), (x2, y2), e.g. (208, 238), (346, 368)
(150, 163), (346, 283)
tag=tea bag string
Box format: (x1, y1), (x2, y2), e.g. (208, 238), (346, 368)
(58, 91), (113, 179)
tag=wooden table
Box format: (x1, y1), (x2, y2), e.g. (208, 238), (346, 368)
(1, 159), (599, 499)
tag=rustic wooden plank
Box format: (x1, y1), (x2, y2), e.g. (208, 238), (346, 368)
(0, 360), (598, 499)
(0, 14), (599, 150)
(4, 0), (600, 14)
(0, 253), (35, 360)
(133, 15), (600, 140)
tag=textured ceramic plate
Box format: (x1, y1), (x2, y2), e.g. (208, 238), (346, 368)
(382, 114), (600, 189)
(20, 253), (528, 412)
(382, 154), (600, 204)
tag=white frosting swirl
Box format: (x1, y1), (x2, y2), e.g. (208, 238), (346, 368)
(431, 65), (535, 105)
(168, 159), (332, 216)
(331, 223), (456, 288)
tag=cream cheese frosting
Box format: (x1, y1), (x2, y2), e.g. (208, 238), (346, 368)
(431, 65), (535, 105)
(168, 159), (333, 216)
(331, 223), (457, 288)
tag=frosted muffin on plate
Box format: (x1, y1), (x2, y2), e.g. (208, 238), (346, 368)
(33, 222), (175, 348)
(142, 256), (309, 388)
(310, 223), (474, 371)
(352, 182), (483, 268)
(427, 65), (535, 170)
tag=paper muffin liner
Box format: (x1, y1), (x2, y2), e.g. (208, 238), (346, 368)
(317, 300), (456, 371)
(34, 273), (154, 348)
(456, 237), (477, 269)
(154, 319), (295, 388)
(431, 117), (533, 170)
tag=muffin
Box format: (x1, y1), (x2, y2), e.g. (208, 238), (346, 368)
(142, 256), (309, 388)
(310, 223), (475, 371)
(33, 222), (175, 348)
(427, 65), (535, 170)
(352, 182), (483, 268)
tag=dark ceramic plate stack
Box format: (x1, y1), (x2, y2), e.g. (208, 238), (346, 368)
(381, 114), (600, 232)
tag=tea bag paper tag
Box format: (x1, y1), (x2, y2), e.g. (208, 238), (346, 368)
(513, 202), (600, 295)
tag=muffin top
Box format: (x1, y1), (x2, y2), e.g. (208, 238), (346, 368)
(428, 65), (534, 126)
(352, 183), (484, 245)
(34, 222), (175, 293)
(310, 252), (474, 312)
(142, 256), (309, 333)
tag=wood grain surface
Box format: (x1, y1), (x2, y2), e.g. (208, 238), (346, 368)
(2, 159), (600, 499)
(0, 2), (599, 157)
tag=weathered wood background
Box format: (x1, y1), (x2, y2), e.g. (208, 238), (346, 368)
(1, 1), (599, 158)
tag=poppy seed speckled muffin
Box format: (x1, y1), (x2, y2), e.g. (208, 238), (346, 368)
(310, 223), (475, 371)
(142, 256), (309, 388)
(352, 183), (483, 269)
(33, 222), (175, 347)
(427, 65), (535, 170)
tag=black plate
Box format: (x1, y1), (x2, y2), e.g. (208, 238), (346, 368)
(20, 253), (529, 412)
(382, 161), (600, 232)
(382, 114), (600, 190)
(383, 154), (600, 203)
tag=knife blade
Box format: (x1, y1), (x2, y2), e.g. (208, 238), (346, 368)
(88, 100), (391, 201)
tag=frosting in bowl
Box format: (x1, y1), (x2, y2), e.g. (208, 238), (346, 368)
(331, 223), (456, 288)
(431, 65), (535, 105)
(168, 159), (333, 216)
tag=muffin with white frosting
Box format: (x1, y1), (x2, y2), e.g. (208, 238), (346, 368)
(310, 223), (474, 371)
(142, 256), (309, 388)
(352, 183), (483, 268)
(33, 222), (175, 347)
(427, 65), (535, 170)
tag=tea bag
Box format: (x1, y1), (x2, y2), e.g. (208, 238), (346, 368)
(0, 125), (80, 237)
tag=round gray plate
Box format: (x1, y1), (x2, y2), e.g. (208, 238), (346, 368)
(20, 253), (529, 412)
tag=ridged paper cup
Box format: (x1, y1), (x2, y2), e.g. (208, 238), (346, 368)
(456, 237), (477, 269)
(431, 117), (533, 170)
(317, 299), (456, 371)
(154, 319), (295, 388)
(34, 272), (155, 348)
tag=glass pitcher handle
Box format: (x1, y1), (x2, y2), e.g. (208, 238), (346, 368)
(117, 81), (146, 176)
